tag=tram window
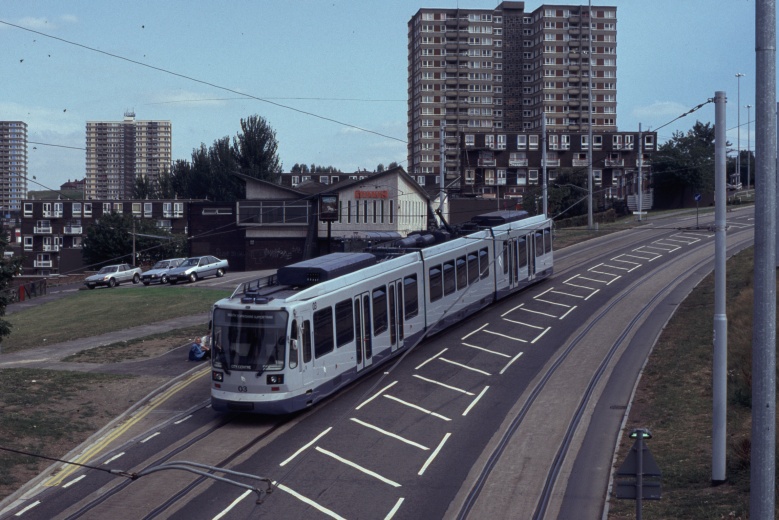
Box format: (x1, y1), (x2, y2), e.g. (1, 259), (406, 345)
(335, 299), (354, 347)
(429, 265), (443, 302)
(404, 275), (419, 318)
(479, 248), (490, 279)
(468, 253), (479, 284)
(518, 238), (527, 268)
(389, 285), (396, 345)
(302, 320), (312, 363)
(535, 230), (544, 256)
(456, 256), (467, 290)
(502, 242), (509, 274)
(313, 307), (334, 358)
(544, 228), (552, 254)
(289, 319), (298, 368)
(443, 261), (456, 296)
(373, 286), (388, 335)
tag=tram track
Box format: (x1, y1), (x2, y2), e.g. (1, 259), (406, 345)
(455, 216), (753, 520)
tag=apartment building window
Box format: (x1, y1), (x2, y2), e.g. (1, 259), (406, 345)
(72, 236), (83, 248)
(173, 202), (184, 217)
(23, 236), (32, 251)
(485, 135), (495, 149)
(485, 170), (495, 185)
(581, 135), (589, 149)
(417, 176), (426, 186)
(363, 201), (368, 224)
(53, 203), (63, 217)
(529, 135), (539, 150)
(465, 169), (475, 185)
(497, 169), (506, 184)
(132, 203), (142, 216)
(465, 135), (475, 147)
(529, 170), (539, 184)
(645, 135), (655, 149)
(24, 203), (32, 217)
(593, 135), (603, 149)
(114, 203), (123, 213)
(144, 202), (153, 217)
(72, 202), (82, 216)
(497, 135), (506, 150)
(84, 203), (92, 217)
(517, 135), (527, 149)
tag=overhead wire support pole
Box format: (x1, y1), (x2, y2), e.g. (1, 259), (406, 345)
(542, 116), (548, 217)
(751, 0), (777, 517)
(712, 91), (727, 484)
(638, 123), (643, 222)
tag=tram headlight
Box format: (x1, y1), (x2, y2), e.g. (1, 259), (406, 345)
(266, 374), (284, 385)
(212, 371), (224, 382)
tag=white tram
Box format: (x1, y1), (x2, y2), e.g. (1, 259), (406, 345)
(210, 210), (553, 414)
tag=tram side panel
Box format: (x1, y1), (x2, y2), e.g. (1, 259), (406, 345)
(421, 231), (496, 337)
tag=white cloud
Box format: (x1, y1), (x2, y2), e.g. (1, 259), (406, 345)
(144, 90), (238, 108)
(0, 102), (83, 134)
(15, 17), (54, 30)
(60, 14), (78, 24)
(631, 101), (690, 120)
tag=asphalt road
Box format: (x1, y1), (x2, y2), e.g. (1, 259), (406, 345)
(0, 208), (755, 519)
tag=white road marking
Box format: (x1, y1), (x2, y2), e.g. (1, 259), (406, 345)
(501, 303), (526, 317)
(461, 323), (489, 340)
(531, 327), (551, 344)
(484, 329), (529, 342)
(584, 289), (600, 300)
(500, 352), (524, 375)
(271, 483), (346, 520)
(558, 306), (577, 320)
(502, 318), (545, 330)
(141, 432), (160, 443)
(350, 418), (429, 450)
(549, 289), (586, 299)
(533, 296), (573, 308)
(13, 500), (40, 517)
(174, 415), (192, 424)
(462, 342), (512, 357)
(516, 306), (558, 318)
(621, 253), (654, 261)
(316, 447), (401, 487)
(102, 452), (124, 465)
(212, 489), (252, 520)
(413, 375), (475, 395)
(418, 433), (451, 475)
(356, 381), (398, 410)
(440, 357), (491, 375)
(383, 395), (451, 421)
(463, 386), (489, 416)
(385, 497), (405, 520)
(576, 275), (612, 284)
(62, 475), (86, 488)
(415, 348), (448, 370)
(280, 427), (333, 467)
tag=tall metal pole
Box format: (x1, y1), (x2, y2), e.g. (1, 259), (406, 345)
(751, 1), (776, 517)
(746, 104), (752, 190)
(542, 115), (548, 217)
(439, 124), (445, 214)
(638, 123), (643, 221)
(587, 0), (593, 229)
(736, 73), (744, 186)
(712, 91), (727, 484)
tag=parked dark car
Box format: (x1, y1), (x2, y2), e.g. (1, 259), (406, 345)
(167, 256), (228, 284)
(84, 264), (142, 289)
(141, 258), (185, 285)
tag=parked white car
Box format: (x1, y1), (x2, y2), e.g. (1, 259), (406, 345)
(141, 258), (185, 285)
(84, 263), (142, 289)
(167, 256), (229, 284)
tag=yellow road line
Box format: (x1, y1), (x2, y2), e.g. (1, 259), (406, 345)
(45, 367), (209, 487)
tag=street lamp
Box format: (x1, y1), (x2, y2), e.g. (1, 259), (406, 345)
(746, 104), (752, 189)
(735, 73), (745, 186)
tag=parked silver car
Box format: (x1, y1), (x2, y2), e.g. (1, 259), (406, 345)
(84, 263), (142, 289)
(167, 256), (228, 284)
(141, 258), (185, 285)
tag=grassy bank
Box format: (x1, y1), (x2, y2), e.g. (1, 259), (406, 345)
(2, 286), (230, 353)
(608, 247), (758, 519)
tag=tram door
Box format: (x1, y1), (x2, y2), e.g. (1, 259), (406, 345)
(527, 231), (538, 281)
(508, 239), (518, 289)
(354, 292), (373, 371)
(388, 279), (405, 352)
(300, 319), (315, 387)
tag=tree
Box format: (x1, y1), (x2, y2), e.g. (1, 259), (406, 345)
(0, 226), (22, 342)
(82, 212), (186, 268)
(232, 114), (282, 183)
(651, 121), (718, 208)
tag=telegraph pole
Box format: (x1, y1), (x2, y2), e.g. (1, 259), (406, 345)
(712, 91), (727, 484)
(751, 0), (777, 517)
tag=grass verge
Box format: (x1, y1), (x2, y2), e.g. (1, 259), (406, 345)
(607, 247), (758, 519)
(2, 286), (230, 353)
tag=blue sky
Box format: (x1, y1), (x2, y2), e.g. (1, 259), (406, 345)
(1, 0), (759, 192)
